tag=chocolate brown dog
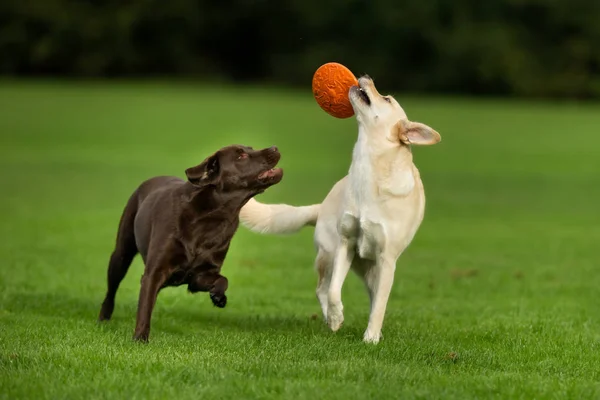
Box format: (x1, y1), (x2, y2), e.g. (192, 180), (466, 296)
(98, 145), (283, 341)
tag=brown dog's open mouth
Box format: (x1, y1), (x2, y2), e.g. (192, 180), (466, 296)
(258, 168), (283, 181)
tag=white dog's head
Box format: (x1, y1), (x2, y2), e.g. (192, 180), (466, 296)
(349, 76), (441, 147)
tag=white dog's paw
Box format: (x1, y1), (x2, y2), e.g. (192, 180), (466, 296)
(363, 330), (382, 344)
(327, 314), (344, 332)
(326, 304), (344, 332)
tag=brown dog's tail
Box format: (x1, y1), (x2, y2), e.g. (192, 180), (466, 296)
(239, 198), (320, 235)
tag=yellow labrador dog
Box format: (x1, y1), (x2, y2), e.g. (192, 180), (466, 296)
(240, 75), (441, 343)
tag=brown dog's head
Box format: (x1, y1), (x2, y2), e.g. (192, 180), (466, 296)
(185, 145), (283, 193)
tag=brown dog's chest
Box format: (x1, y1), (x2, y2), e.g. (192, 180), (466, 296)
(160, 239), (230, 288)
(162, 262), (220, 288)
(175, 217), (237, 263)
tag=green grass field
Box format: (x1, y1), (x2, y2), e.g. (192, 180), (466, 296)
(1, 81), (600, 399)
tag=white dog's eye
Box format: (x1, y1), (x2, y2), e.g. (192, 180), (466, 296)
(384, 97), (392, 103)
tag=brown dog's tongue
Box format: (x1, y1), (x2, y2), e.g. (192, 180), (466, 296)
(259, 169), (278, 179)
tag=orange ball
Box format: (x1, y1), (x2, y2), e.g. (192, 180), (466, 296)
(312, 62), (358, 119)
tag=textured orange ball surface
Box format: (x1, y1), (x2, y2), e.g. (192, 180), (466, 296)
(312, 62), (358, 119)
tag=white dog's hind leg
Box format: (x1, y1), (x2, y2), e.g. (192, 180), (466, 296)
(363, 256), (397, 344)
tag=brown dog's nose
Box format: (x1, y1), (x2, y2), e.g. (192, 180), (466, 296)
(269, 146), (278, 152)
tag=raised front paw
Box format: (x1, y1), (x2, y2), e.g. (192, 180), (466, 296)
(210, 293), (227, 308)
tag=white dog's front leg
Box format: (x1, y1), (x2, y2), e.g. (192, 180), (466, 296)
(363, 257), (396, 344)
(327, 242), (354, 332)
(327, 212), (358, 332)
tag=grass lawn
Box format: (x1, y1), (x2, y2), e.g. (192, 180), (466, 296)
(1, 81), (600, 399)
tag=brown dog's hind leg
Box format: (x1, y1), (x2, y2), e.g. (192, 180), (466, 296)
(99, 193), (139, 321)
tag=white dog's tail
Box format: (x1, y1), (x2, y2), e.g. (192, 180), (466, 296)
(239, 198), (320, 234)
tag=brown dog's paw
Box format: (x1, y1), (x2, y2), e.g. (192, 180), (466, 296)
(98, 301), (115, 322)
(97, 309), (111, 322)
(210, 293), (227, 308)
(132, 332), (150, 343)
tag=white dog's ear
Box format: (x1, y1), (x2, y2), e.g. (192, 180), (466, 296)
(397, 120), (441, 146)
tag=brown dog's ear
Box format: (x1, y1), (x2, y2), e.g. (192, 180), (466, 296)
(185, 153), (220, 186)
(397, 119), (441, 146)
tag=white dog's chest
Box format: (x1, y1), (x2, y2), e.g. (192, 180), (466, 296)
(338, 176), (424, 261)
(337, 141), (425, 261)
(339, 211), (386, 261)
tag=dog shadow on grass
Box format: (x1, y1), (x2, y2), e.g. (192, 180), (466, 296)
(4, 291), (365, 343)
(151, 309), (367, 345)
(149, 301), (339, 339)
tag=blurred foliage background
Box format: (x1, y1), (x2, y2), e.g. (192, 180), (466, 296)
(1, 0), (599, 98)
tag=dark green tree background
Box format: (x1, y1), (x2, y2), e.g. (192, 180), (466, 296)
(1, 0), (599, 98)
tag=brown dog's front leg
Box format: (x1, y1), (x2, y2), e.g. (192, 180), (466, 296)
(209, 275), (228, 308)
(133, 268), (170, 342)
(188, 273), (228, 308)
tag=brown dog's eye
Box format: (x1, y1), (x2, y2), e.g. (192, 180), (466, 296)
(237, 153), (248, 160)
